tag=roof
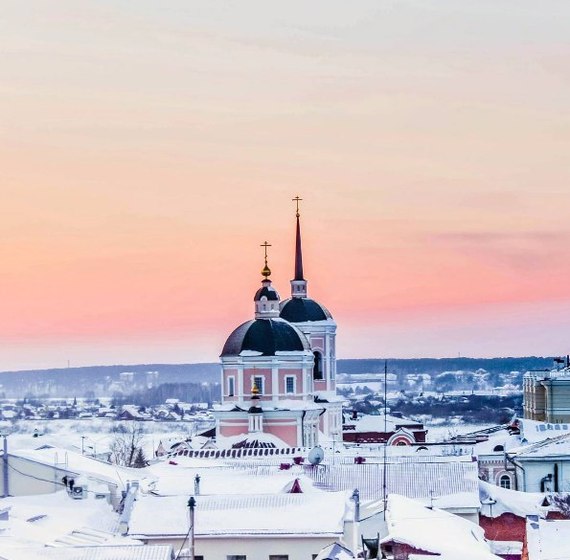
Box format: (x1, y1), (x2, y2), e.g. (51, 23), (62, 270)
(509, 433), (570, 459)
(479, 480), (545, 518)
(279, 297), (333, 323)
(128, 492), (348, 538)
(0, 545), (173, 560)
(254, 283), (280, 302)
(298, 457), (480, 506)
(526, 517), (570, 560)
(9, 447), (153, 490)
(382, 494), (499, 560)
(345, 413), (424, 433)
(221, 318), (310, 357)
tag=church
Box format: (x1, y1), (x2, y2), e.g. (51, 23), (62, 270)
(213, 199), (343, 448)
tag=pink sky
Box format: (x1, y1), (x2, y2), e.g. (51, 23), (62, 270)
(1, 2), (570, 370)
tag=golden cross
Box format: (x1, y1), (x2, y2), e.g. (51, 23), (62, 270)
(292, 196), (302, 217)
(260, 241), (271, 262)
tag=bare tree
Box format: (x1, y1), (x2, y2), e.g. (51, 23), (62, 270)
(109, 423), (145, 467)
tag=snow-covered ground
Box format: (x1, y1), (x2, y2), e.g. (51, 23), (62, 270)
(0, 418), (200, 458)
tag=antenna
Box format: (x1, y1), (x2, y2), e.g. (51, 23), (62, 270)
(383, 359), (388, 520)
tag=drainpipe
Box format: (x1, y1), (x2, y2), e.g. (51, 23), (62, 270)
(505, 453), (525, 492)
(2, 436), (8, 498)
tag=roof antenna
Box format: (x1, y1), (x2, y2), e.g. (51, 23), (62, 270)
(383, 359), (388, 520)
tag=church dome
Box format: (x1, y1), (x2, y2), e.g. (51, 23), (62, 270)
(254, 283), (280, 302)
(221, 318), (310, 357)
(279, 297), (333, 323)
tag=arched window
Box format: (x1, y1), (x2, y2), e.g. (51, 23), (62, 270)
(313, 351), (323, 380)
(493, 445), (504, 452)
(499, 474), (511, 489)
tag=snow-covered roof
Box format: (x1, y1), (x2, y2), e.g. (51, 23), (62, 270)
(214, 399), (323, 412)
(345, 414), (423, 433)
(526, 516), (570, 560)
(297, 457), (479, 506)
(145, 457), (320, 496)
(218, 432), (289, 449)
(9, 447), (154, 490)
(0, 545), (173, 560)
(509, 433), (570, 459)
(0, 491), (125, 550)
(479, 480), (546, 519)
(520, 418), (570, 444)
(382, 494), (500, 560)
(128, 492), (349, 538)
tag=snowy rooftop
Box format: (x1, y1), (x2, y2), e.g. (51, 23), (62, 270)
(214, 399), (323, 412)
(526, 517), (570, 560)
(345, 414), (423, 433)
(0, 545), (172, 560)
(479, 480), (546, 518)
(509, 433), (570, 459)
(128, 491), (349, 538)
(382, 494), (499, 560)
(146, 456), (319, 496)
(0, 491), (126, 549)
(230, 455), (479, 509)
(9, 447), (155, 490)
(520, 418), (570, 443)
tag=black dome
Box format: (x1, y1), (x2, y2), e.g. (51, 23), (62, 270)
(254, 285), (280, 301)
(279, 298), (332, 323)
(221, 318), (309, 357)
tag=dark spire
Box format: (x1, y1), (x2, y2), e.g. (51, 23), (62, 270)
(290, 196), (308, 299)
(295, 214), (304, 281)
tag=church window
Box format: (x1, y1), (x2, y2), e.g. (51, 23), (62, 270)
(254, 376), (264, 395)
(313, 351), (323, 380)
(227, 556), (246, 560)
(285, 376), (295, 394)
(269, 556), (289, 560)
(499, 474), (511, 489)
(227, 376), (235, 397)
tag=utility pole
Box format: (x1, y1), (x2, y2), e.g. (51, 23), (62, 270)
(188, 496), (196, 560)
(2, 435), (8, 498)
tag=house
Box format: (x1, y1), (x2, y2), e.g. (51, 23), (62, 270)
(342, 412), (427, 445)
(127, 491), (351, 560)
(316, 494), (499, 560)
(378, 494), (500, 560)
(507, 433), (570, 492)
(523, 361), (570, 422)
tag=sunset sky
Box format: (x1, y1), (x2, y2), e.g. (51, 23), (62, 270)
(2, 1), (570, 371)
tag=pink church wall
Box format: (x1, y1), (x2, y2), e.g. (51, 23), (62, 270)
(314, 380), (327, 391)
(219, 419), (248, 437)
(264, 421), (299, 447)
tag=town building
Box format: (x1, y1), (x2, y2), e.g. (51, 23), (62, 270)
(213, 202), (342, 448)
(523, 359), (570, 422)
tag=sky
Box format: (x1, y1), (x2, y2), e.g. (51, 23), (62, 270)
(1, 1), (570, 370)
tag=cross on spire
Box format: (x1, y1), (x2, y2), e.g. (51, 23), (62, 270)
(260, 241), (272, 278)
(292, 196), (302, 218)
(260, 240), (271, 262)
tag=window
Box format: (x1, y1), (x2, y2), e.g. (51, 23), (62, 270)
(227, 556), (246, 560)
(269, 556), (288, 560)
(254, 376), (264, 395)
(227, 376), (235, 397)
(195, 557), (204, 560)
(313, 351), (323, 380)
(499, 474), (511, 489)
(285, 376), (295, 394)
